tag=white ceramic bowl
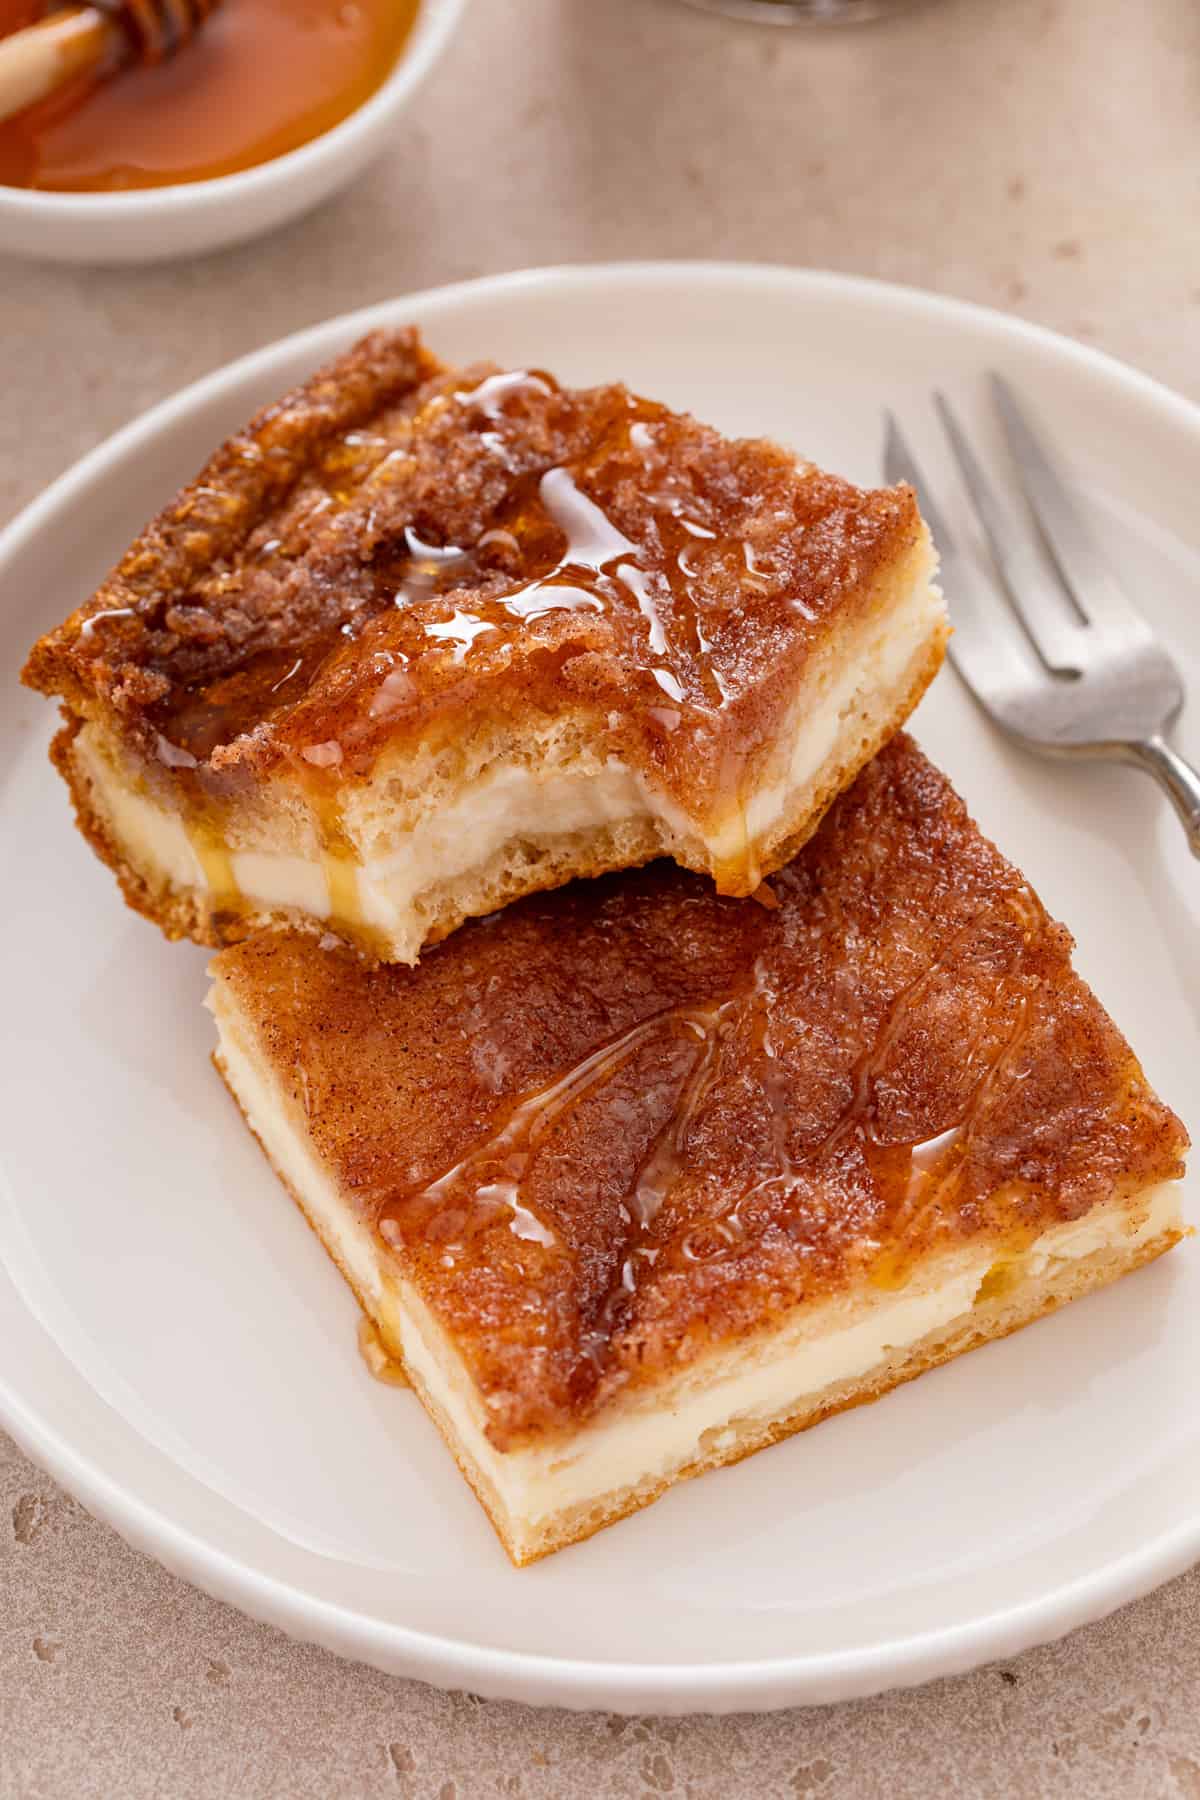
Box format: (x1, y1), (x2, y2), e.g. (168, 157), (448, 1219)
(0, 0), (467, 265)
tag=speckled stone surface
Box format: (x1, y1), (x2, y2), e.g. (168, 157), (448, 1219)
(3, 0), (1199, 1792)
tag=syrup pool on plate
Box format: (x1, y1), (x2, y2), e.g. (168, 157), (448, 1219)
(0, 0), (420, 192)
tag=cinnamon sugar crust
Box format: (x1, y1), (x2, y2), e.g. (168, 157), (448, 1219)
(22, 329), (941, 912)
(24, 330), (441, 733)
(23, 329), (923, 793)
(210, 738), (1189, 1456)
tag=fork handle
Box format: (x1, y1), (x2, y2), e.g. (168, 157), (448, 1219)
(1125, 736), (1200, 859)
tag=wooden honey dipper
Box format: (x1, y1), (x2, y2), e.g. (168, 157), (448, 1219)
(0, 1), (223, 125)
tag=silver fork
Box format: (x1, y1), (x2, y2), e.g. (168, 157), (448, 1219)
(884, 375), (1200, 858)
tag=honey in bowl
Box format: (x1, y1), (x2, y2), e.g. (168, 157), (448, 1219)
(0, 0), (420, 192)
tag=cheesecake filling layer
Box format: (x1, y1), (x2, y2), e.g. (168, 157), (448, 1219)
(734, 538), (940, 853)
(75, 560), (941, 948)
(355, 757), (677, 934)
(211, 986), (1180, 1547)
(390, 1184), (1180, 1538)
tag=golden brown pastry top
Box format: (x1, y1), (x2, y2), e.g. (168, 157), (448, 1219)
(213, 738), (1188, 1450)
(23, 328), (923, 823)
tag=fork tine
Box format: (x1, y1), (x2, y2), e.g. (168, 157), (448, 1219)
(933, 392), (1087, 677)
(989, 373), (1155, 648)
(883, 411), (1038, 714)
(883, 412), (961, 555)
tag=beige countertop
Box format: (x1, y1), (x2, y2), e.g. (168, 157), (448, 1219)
(3, 0), (1199, 1792)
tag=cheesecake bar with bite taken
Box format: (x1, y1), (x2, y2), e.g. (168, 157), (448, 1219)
(208, 737), (1188, 1564)
(23, 329), (945, 963)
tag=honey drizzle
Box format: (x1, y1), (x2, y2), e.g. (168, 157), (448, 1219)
(447, 379), (769, 879)
(310, 789), (363, 933)
(378, 1002), (729, 1258)
(357, 1315), (410, 1388)
(185, 814), (239, 913)
(377, 969), (796, 1365)
(323, 851), (362, 929)
(824, 888), (1041, 1144)
(131, 370), (775, 759)
(447, 376), (741, 714)
(627, 1001), (742, 1230)
(137, 364), (819, 898)
(710, 735), (761, 893)
(171, 766), (362, 939)
(867, 998), (1034, 1291)
(377, 884), (1050, 1358)
(844, 887), (1044, 1288)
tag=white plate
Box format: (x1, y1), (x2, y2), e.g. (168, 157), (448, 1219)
(2, 265), (1197, 1715)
